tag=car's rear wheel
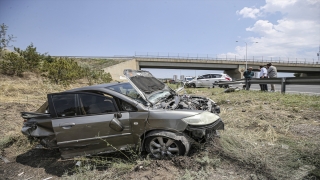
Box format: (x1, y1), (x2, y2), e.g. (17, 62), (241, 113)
(191, 83), (196, 88)
(145, 136), (185, 159)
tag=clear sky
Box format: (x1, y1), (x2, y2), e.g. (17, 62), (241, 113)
(1, 0), (319, 78)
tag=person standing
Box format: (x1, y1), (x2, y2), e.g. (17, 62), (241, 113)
(243, 67), (254, 90)
(259, 65), (268, 91)
(266, 63), (277, 92)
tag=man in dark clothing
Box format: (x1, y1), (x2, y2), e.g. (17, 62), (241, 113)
(243, 67), (254, 90)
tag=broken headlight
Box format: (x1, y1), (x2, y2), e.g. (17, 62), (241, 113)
(182, 111), (220, 125)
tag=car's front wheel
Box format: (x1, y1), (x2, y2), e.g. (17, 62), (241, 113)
(145, 136), (185, 159)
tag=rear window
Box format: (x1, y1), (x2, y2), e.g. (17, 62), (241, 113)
(212, 74), (222, 78)
(52, 94), (77, 117)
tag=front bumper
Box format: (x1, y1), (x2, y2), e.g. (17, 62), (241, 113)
(185, 118), (224, 141)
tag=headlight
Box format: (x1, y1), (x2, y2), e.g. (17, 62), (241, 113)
(182, 111), (220, 125)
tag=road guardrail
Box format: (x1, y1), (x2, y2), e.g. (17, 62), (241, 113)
(214, 77), (320, 93)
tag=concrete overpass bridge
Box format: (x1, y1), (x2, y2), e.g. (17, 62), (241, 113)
(103, 56), (320, 81)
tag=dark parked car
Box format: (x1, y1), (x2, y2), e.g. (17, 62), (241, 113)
(21, 69), (224, 159)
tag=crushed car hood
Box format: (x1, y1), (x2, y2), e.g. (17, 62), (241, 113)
(123, 69), (175, 105)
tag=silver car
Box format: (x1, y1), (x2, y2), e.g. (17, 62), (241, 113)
(21, 69), (224, 159)
(186, 73), (232, 88)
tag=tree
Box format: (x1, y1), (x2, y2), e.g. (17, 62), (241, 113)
(14, 43), (42, 71)
(43, 57), (83, 85)
(0, 52), (26, 76)
(0, 23), (16, 53)
(81, 66), (113, 85)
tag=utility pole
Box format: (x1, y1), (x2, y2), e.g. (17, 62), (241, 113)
(317, 45), (320, 64)
(236, 41), (258, 70)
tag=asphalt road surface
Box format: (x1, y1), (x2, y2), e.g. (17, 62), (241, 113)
(229, 84), (320, 95)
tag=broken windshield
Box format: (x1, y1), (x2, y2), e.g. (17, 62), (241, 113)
(106, 83), (148, 105)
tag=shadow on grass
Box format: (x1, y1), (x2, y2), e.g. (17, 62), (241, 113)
(15, 148), (143, 177)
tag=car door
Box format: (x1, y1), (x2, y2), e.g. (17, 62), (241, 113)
(209, 74), (219, 86)
(196, 75), (207, 87)
(198, 74), (211, 87)
(49, 92), (134, 158)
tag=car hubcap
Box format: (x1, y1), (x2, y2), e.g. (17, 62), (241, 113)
(149, 137), (179, 158)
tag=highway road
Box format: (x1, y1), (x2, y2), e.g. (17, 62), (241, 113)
(229, 84), (320, 95)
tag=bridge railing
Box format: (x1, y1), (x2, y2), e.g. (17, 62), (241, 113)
(134, 52), (320, 65)
(52, 54), (320, 65)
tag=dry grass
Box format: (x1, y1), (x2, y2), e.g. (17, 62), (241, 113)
(192, 88), (320, 179)
(1, 75), (320, 179)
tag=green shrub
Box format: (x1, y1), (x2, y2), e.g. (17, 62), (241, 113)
(0, 52), (26, 76)
(42, 57), (83, 85)
(14, 43), (42, 71)
(81, 66), (112, 85)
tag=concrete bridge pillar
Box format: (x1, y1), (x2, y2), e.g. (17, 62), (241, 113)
(224, 65), (246, 80)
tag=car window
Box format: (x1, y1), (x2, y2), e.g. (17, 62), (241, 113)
(78, 93), (116, 115)
(119, 99), (137, 112)
(52, 94), (77, 117)
(212, 74), (222, 78)
(107, 83), (148, 105)
(202, 74), (211, 79)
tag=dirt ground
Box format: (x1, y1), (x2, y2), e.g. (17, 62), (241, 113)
(1, 140), (260, 180)
(1, 82), (320, 179)
(0, 101), (261, 180)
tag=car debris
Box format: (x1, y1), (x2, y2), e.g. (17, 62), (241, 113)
(21, 69), (224, 159)
(75, 161), (81, 167)
(224, 87), (240, 93)
(0, 155), (10, 163)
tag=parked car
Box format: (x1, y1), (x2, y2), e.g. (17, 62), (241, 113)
(21, 69), (224, 159)
(185, 73), (232, 88)
(168, 79), (176, 84)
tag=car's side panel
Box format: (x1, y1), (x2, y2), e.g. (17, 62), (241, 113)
(146, 110), (197, 131)
(128, 111), (150, 143)
(49, 92), (135, 158)
(52, 112), (134, 158)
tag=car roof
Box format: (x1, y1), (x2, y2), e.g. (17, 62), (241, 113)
(64, 82), (130, 92)
(203, 73), (225, 75)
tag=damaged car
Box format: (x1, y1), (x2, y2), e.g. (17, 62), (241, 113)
(21, 69), (224, 159)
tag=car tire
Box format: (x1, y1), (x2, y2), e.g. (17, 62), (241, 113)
(191, 83), (196, 88)
(145, 136), (185, 159)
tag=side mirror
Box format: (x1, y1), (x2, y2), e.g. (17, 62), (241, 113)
(109, 117), (124, 132)
(115, 113), (122, 118)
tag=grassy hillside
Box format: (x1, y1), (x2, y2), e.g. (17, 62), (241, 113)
(74, 58), (126, 70)
(0, 74), (319, 179)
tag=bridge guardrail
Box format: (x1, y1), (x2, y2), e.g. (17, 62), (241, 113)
(214, 77), (320, 93)
(135, 55), (319, 65)
(52, 54), (320, 65)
